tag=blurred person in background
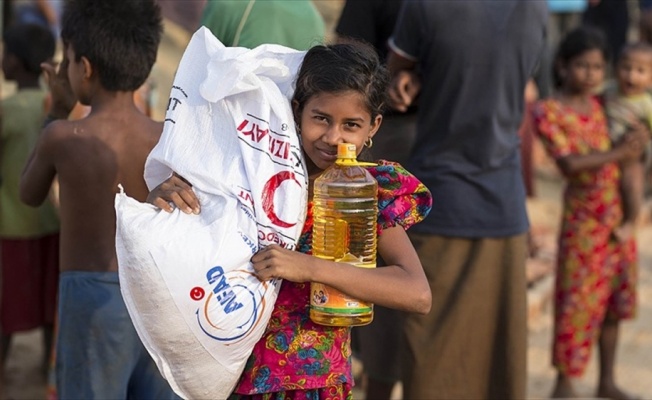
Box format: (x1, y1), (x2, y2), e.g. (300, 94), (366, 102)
(582, 0), (629, 69)
(7, 0), (62, 36)
(533, 26), (645, 400)
(1, 22), (59, 380)
(387, 1), (547, 398)
(199, 0), (324, 50)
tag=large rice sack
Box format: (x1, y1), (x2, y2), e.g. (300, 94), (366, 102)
(114, 27), (308, 399)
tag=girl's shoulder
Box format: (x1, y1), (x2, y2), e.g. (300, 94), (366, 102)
(367, 160), (424, 195)
(532, 96), (605, 120)
(367, 160), (432, 233)
(533, 97), (565, 114)
(532, 98), (563, 122)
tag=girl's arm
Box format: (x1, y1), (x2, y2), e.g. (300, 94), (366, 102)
(557, 145), (629, 175)
(556, 124), (648, 175)
(251, 225), (432, 315)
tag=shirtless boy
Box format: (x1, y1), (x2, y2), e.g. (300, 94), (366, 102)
(20, 0), (177, 398)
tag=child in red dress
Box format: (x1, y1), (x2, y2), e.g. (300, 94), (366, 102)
(532, 26), (647, 400)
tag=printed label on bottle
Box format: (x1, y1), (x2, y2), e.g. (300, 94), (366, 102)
(310, 283), (372, 314)
(310, 261), (376, 315)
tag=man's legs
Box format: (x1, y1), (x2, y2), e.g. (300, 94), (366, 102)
(403, 233), (527, 400)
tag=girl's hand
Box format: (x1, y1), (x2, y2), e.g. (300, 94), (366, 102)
(146, 173), (200, 214)
(251, 244), (313, 282)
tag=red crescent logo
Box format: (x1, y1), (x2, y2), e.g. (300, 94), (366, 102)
(190, 287), (205, 301)
(262, 171), (300, 228)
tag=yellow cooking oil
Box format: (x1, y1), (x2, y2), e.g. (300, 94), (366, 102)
(310, 143), (378, 327)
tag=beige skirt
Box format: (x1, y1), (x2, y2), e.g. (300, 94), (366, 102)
(403, 232), (528, 400)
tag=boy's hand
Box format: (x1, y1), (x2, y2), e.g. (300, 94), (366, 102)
(146, 173), (200, 214)
(619, 121), (650, 162)
(625, 120), (650, 144)
(41, 58), (77, 119)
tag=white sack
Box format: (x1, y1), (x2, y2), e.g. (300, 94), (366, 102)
(115, 26), (308, 399)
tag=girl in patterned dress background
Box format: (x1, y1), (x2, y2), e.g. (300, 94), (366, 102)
(148, 41), (433, 400)
(532, 26), (648, 400)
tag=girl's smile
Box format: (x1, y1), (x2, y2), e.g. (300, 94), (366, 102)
(298, 90), (381, 177)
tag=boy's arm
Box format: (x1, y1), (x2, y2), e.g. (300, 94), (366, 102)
(21, 58), (76, 207)
(20, 124), (59, 207)
(41, 59), (77, 122)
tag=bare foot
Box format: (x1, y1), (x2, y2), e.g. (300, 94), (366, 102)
(597, 384), (640, 400)
(614, 222), (635, 243)
(550, 379), (579, 398)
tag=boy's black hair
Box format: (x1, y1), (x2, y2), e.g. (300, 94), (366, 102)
(2, 23), (55, 75)
(618, 41), (652, 62)
(553, 26), (609, 89)
(60, 0), (163, 91)
(293, 41), (390, 122)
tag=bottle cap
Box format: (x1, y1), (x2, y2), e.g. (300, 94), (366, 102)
(337, 143), (357, 159)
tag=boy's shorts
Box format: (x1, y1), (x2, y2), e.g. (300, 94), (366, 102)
(56, 271), (179, 400)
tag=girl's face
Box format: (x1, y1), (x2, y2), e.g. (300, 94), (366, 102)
(298, 90), (382, 177)
(561, 48), (606, 95)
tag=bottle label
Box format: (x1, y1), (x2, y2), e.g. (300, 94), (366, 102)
(310, 262), (375, 315)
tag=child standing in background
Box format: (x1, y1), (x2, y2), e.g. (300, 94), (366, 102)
(19, 0), (178, 398)
(148, 41), (433, 400)
(0, 22), (59, 377)
(532, 26), (647, 400)
(605, 42), (652, 241)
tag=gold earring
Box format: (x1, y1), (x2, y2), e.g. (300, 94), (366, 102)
(364, 137), (373, 148)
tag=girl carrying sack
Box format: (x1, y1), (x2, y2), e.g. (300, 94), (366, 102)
(114, 27), (308, 399)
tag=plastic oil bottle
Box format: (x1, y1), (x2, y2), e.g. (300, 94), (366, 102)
(310, 143), (378, 327)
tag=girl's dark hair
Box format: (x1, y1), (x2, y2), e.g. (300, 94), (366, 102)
(3, 23), (55, 74)
(60, 0), (162, 91)
(292, 41), (390, 123)
(553, 25), (609, 88)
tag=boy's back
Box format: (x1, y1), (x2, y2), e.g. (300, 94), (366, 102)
(45, 107), (161, 271)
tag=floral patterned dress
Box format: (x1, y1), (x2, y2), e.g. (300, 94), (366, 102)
(532, 97), (637, 377)
(231, 160), (432, 399)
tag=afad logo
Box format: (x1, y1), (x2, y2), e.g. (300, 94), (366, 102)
(190, 265), (272, 343)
